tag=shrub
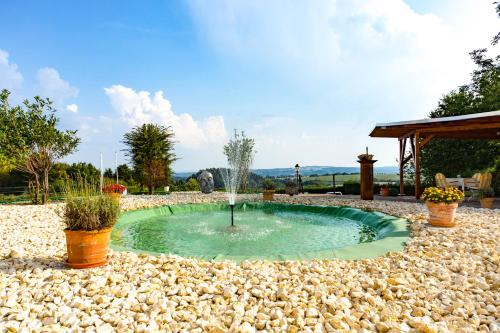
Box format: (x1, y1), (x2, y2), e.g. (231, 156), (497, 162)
(343, 183), (360, 195)
(262, 179), (275, 191)
(185, 178), (200, 191)
(285, 181), (298, 196)
(389, 188), (399, 196)
(473, 187), (495, 199)
(421, 187), (464, 204)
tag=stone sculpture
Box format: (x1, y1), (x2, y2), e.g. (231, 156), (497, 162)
(198, 171), (214, 194)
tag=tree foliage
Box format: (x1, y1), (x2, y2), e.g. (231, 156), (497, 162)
(184, 178), (200, 191)
(122, 124), (177, 194)
(117, 164), (134, 183)
(0, 89), (80, 203)
(420, 6), (500, 188)
(104, 168), (114, 178)
(66, 162), (100, 183)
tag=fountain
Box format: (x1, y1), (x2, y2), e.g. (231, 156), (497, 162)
(108, 131), (409, 262)
(220, 155), (242, 227)
(219, 130), (254, 227)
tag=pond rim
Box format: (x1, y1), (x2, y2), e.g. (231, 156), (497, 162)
(111, 202), (410, 262)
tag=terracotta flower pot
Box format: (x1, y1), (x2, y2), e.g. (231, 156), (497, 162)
(480, 198), (494, 209)
(263, 190), (275, 201)
(380, 187), (390, 197)
(425, 201), (458, 227)
(64, 228), (112, 269)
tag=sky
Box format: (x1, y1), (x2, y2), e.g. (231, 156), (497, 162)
(0, 0), (498, 172)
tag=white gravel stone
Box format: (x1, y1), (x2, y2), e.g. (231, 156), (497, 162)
(0, 193), (498, 332)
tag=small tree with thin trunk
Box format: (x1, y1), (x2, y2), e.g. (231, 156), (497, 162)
(122, 124), (177, 194)
(143, 159), (166, 194)
(0, 89), (80, 204)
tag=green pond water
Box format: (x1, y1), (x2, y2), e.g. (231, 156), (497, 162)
(112, 204), (382, 260)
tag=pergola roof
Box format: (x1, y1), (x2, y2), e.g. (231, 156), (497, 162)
(370, 110), (500, 140)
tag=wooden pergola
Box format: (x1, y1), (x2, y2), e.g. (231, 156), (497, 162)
(369, 110), (500, 198)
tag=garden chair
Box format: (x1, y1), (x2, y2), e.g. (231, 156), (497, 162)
(479, 172), (492, 189)
(465, 173), (481, 191)
(466, 172), (492, 201)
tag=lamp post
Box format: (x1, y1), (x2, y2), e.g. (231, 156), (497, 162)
(294, 164), (303, 194)
(295, 164), (300, 187)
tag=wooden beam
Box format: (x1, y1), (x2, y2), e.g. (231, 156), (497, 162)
(400, 137), (407, 162)
(418, 122), (500, 134)
(420, 134), (435, 148)
(398, 130), (415, 141)
(399, 139), (405, 195)
(402, 155), (412, 165)
(409, 135), (416, 163)
(415, 131), (421, 199)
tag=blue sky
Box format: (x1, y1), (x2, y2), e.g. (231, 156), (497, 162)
(0, 0), (498, 171)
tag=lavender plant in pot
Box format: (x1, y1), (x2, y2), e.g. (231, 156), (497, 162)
(62, 181), (120, 268)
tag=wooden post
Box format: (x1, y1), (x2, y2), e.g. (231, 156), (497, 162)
(359, 159), (377, 200)
(414, 132), (421, 199)
(399, 139), (405, 195)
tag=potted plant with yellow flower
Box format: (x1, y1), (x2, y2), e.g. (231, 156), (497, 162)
(421, 187), (464, 227)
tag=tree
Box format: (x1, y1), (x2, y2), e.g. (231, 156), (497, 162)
(223, 130), (255, 190)
(104, 168), (114, 179)
(0, 90), (80, 204)
(421, 4), (500, 186)
(143, 159), (166, 193)
(185, 178), (200, 191)
(67, 162), (100, 183)
(49, 162), (69, 181)
(117, 164), (134, 184)
(122, 124), (177, 194)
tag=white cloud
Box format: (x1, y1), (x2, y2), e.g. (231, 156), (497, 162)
(188, 0), (499, 166)
(66, 103), (78, 113)
(189, 0), (498, 119)
(36, 67), (78, 105)
(104, 85), (227, 148)
(0, 49), (23, 91)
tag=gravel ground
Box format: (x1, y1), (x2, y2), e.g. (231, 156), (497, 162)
(0, 193), (498, 332)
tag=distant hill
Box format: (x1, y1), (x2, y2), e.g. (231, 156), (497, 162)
(174, 165), (398, 179)
(252, 166), (398, 177)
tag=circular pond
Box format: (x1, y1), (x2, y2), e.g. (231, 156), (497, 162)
(111, 203), (409, 261)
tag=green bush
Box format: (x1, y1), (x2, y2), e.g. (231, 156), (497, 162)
(185, 178), (200, 191)
(343, 183), (360, 195)
(285, 181), (298, 195)
(389, 188), (399, 196)
(262, 179), (276, 190)
(472, 187), (495, 200)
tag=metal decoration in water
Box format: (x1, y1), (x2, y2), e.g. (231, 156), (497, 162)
(220, 163), (241, 227)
